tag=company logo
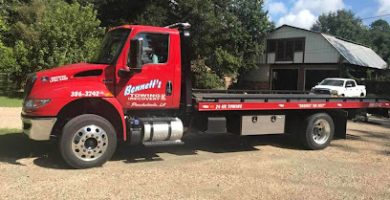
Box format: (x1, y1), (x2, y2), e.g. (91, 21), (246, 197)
(124, 79), (162, 96)
(49, 75), (68, 83)
(129, 102), (167, 107)
(127, 94), (166, 101)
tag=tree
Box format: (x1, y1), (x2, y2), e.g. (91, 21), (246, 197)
(170, 0), (272, 87)
(311, 10), (368, 44)
(0, 16), (17, 75)
(191, 58), (223, 89)
(0, 0), (273, 89)
(75, 0), (154, 27)
(6, 0), (104, 87)
(369, 20), (390, 66)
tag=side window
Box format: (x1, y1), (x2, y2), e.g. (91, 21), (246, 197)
(128, 33), (169, 66)
(346, 81), (355, 87)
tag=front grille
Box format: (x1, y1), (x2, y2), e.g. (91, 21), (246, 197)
(313, 89), (331, 95)
(23, 73), (36, 100)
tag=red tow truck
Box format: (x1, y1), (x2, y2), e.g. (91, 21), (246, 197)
(21, 23), (390, 168)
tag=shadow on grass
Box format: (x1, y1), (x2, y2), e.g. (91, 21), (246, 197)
(0, 131), (303, 169)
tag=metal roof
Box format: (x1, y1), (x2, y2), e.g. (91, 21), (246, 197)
(322, 34), (388, 69)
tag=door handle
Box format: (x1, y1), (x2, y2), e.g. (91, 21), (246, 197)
(166, 81), (173, 96)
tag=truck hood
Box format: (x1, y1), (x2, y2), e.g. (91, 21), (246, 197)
(312, 85), (343, 90)
(36, 63), (109, 83)
(37, 63), (108, 76)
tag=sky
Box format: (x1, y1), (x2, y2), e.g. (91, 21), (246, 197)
(264, 0), (390, 29)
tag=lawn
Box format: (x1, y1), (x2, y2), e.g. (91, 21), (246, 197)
(0, 96), (23, 107)
(0, 128), (21, 135)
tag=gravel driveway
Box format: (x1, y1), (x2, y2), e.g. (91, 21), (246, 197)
(0, 115), (389, 199)
(0, 107), (22, 129)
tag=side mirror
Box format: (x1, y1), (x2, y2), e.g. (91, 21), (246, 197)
(129, 38), (143, 69)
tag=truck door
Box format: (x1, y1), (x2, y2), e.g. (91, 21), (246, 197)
(116, 32), (175, 109)
(345, 81), (357, 97)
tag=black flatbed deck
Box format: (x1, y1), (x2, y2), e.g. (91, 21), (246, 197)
(192, 89), (388, 103)
(192, 89), (390, 112)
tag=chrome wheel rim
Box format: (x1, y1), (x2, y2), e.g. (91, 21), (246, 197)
(71, 125), (108, 161)
(312, 119), (331, 145)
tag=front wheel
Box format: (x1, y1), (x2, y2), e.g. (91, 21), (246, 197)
(59, 114), (117, 168)
(300, 113), (334, 150)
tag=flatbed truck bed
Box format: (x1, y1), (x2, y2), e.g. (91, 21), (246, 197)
(193, 90), (390, 112)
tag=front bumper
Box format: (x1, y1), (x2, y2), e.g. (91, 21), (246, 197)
(22, 115), (57, 141)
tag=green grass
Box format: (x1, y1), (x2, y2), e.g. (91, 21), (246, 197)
(0, 96), (23, 107)
(0, 128), (22, 135)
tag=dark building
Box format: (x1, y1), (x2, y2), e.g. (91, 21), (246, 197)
(245, 25), (388, 91)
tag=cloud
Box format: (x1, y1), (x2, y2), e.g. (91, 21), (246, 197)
(275, 0), (345, 29)
(277, 9), (317, 29)
(377, 0), (390, 15)
(267, 2), (288, 16)
(292, 0), (345, 15)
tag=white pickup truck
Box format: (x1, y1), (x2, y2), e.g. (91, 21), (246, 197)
(311, 78), (366, 97)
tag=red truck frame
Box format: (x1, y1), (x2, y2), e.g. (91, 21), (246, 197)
(21, 23), (390, 168)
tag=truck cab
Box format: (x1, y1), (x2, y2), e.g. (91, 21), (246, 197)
(111, 25), (184, 109)
(22, 24), (192, 168)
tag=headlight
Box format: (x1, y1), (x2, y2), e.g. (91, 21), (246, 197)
(23, 98), (51, 111)
(330, 90), (338, 95)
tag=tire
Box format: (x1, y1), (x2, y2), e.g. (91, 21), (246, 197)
(59, 114), (117, 168)
(300, 113), (334, 150)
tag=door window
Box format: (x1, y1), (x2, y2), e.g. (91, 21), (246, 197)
(346, 81), (355, 87)
(128, 33), (169, 66)
(94, 29), (130, 64)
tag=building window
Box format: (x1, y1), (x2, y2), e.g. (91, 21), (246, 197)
(295, 39), (304, 51)
(267, 40), (276, 53)
(267, 38), (305, 61)
(275, 40), (293, 61)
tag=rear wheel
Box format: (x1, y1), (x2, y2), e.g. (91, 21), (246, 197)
(59, 114), (117, 168)
(300, 113), (334, 150)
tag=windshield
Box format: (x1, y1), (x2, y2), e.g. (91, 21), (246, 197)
(92, 29), (131, 64)
(319, 79), (344, 87)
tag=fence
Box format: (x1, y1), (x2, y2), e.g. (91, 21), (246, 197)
(0, 73), (19, 97)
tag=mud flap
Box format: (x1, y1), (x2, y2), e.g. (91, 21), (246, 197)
(329, 110), (347, 139)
